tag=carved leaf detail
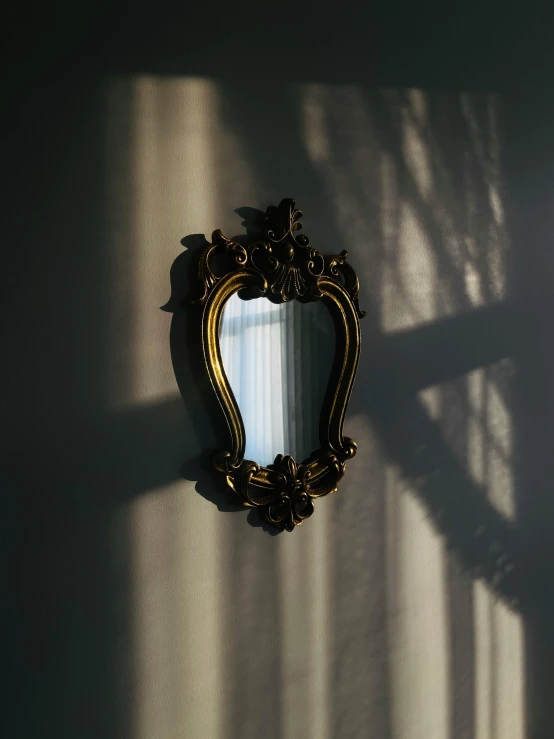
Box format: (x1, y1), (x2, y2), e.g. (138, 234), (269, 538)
(191, 198), (343, 306)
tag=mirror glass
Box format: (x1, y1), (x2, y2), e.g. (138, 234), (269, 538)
(220, 294), (335, 467)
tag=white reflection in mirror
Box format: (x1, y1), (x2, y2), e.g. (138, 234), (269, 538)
(220, 294), (335, 467)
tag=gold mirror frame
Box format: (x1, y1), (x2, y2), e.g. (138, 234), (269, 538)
(191, 199), (364, 531)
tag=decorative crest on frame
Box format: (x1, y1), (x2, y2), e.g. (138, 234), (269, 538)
(192, 198), (365, 317)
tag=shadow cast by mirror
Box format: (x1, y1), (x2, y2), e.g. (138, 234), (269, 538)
(234, 206), (266, 240)
(162, 235), (245, 515)
(163, 231), (289, 534)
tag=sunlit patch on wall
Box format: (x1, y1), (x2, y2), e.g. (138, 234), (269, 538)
(385, 466), (451, 739)
(278, 501), (332, 739)
(467, 365), (515, 522)
(129, 481), (225, 739)
(103, 73), (272, 739)
(474, 578), (525, 739)
(401, 89), (433, 202)
(104, 75), (261, 410)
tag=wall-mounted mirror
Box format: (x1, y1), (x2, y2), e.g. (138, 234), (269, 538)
(190, 199), (364, 531)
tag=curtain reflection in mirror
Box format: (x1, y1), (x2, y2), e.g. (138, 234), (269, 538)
(220, 294), (334, 467)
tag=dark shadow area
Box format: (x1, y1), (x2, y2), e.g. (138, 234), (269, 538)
(505, 85), (554, 739)
(163, 236), (243, 514)
(4, 74), (137, 739)
(9, 1), (552, 91)
(234, 206), (266, 240)
(366, 297), (537, 399)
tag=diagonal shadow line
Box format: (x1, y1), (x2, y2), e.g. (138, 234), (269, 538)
(367, 296), (528, 396)
(355, 293), (553, 621)
(362, 387), (523, 603)
(359, 328), (554, 634)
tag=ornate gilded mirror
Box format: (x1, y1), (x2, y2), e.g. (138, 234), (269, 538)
(190, 199), (364, 531)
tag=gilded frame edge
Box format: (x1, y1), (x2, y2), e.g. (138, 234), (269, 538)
(191, 198), (364, 531)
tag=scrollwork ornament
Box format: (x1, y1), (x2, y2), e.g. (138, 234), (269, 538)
(190, 199), (364, 531)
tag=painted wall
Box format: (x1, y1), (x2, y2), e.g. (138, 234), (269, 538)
(104, 76), (522, 739)
(6, 27), (554, 739)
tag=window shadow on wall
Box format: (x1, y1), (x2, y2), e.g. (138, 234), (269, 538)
(206, 80), (554, 738)
(6, 39), (554, 739)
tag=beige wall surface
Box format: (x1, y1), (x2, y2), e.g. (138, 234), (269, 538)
(8, 65), (549, 739)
